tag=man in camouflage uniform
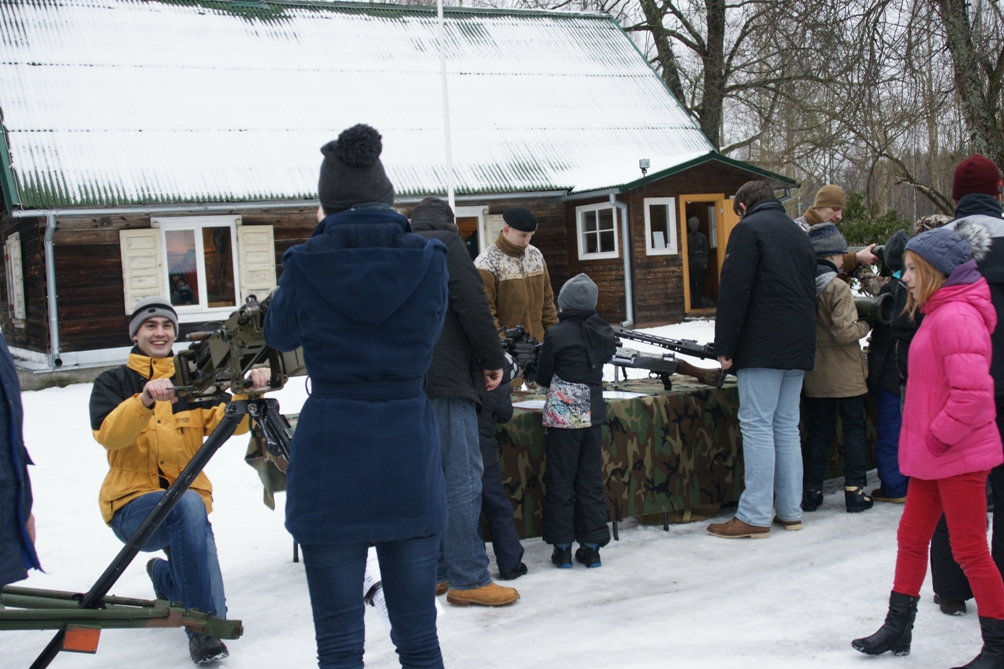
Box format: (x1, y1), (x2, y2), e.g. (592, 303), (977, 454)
(475, 207), (558, 343)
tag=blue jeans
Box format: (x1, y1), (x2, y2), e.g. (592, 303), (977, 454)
(735, 368), (805, 527)
(430, 398), (491, 590)
(110, 490), (226, 626)
(874, 387), (908, 497)
(301, 536), (444, 669)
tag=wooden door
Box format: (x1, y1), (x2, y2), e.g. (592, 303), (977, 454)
(678, 194), (724, 312)
(714, 197), (740, 276)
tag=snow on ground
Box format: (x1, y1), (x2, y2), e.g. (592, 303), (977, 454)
(5, 320), (989, 668)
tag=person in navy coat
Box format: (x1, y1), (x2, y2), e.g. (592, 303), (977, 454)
(0, 334), (40, 589)
(264, 125), (449, 669)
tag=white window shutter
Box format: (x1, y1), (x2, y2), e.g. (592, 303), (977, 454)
(237, 224), (276, 303)
(120, 228), (165, 313)
(5, 233), (25, 322)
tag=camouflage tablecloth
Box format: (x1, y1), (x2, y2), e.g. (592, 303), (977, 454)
(247, 378), (876, 540)
(498, 378), (876, 540)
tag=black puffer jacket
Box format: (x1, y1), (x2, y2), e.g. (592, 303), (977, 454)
(412, 213), (506, 406)
(714, 199), (817, 371)
(947, 193), (1004, 395)
(534, 310), (617, 424)
(867, 278), (903, 394)
(477, 383), (514, 468)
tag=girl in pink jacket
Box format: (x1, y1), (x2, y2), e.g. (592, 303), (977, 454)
(853, 220), (1004, 668)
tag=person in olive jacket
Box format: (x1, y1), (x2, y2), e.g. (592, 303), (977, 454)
(801, 223), (873, 514)
(535, 273), (617, 569)
(0, 334), (40, 589)
(708, 180), (816, 539)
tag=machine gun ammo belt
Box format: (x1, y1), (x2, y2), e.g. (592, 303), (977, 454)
(310, 377), (424, 400)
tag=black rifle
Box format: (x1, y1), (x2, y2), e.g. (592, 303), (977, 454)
(29, 296), (301, 669)
(611, 327), (724, 391)
(498, 325), (542, 379)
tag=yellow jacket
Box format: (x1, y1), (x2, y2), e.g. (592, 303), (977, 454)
(89, 352), (251, 524)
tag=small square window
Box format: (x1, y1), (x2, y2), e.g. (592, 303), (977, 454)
(155, 216), (240, 318)
(576, 204), (619, 260)
(644, 198), (678, 256)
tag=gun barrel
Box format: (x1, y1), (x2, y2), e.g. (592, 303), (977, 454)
(613, 327), (716, 359)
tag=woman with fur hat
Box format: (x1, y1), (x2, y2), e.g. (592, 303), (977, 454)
(852, 220), (1004, 668)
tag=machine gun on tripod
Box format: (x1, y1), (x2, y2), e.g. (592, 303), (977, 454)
(14, 295), (305, 669)
(610, 327), (724, 391)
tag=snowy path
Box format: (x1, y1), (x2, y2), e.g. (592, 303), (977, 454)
(5, 321), (988, 668)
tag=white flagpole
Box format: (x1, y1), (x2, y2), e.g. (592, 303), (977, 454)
(437, 0), (455, 211)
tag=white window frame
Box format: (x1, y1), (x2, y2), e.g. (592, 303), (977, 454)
(4, 232), (25, 326)
(575, 203), (619, 260)
(643, 197), (678, 256)
(152, 215), (242, 323)
(455, 205), (489, 256)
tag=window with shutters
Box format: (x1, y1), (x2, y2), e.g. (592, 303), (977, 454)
(575, 203), (619, 260)
(122, 217), (276, 323)
(4, 232), (25, 327)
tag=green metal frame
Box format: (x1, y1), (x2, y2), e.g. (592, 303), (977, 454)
(0, 586), (243, 639)
(0, 122), (21, 216)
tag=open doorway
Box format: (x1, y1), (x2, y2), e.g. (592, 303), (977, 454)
(455, 205), (488, 261)
(685, 202), (720, 309)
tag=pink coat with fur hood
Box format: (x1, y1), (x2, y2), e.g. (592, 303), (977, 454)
(900, 263), (1003, 480)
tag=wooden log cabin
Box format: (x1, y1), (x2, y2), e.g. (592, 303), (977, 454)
(0, 0), (795, 370)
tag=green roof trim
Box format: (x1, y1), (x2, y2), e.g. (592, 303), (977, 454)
(0, 124), (21, 215)
(616, 152), (798, 193)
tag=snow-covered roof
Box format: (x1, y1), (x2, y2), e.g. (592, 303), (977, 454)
(0, 0), (721, 208)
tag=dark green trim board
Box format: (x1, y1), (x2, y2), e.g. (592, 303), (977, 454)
(617, 152), (798, 193)
(0, 125), (20, 215)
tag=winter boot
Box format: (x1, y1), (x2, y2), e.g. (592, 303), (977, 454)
(802, 488), (823, 512)
(551, 544), (572, 569)
(189, 633), (229, 665)
(935, 593), (968, 616)
(575, 544), (602, 568)
(952, 617), (1004, 669)
(851, 591), (920, 656)
(845, 486), (874, 513)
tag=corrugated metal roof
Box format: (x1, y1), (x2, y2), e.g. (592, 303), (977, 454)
(0, 0), (716, 208)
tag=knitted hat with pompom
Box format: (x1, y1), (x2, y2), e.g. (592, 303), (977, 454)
(318, 124), (395, 214)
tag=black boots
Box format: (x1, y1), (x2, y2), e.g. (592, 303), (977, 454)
(851, 591), (919, 656)
(802, 488), (823, 512)
(845, 486), (874, 513)
(953, 617), (1004, 669)
(551, 544), (572, 569)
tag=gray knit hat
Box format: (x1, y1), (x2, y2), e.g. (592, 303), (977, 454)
(129, 296), (179, 338)
(558, 273), (598, 311)
(905, 220), (991, 276)
(807, 223), (848, 257)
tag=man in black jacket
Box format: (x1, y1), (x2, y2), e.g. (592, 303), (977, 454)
(928, 156), (1004, 616)
(708, 180), (817, 539)
(409, 197), (519, 607)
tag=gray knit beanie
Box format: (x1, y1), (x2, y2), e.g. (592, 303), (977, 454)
(318, 124), (395, 215)
(807, 223), (848, 257)
(906, 220), (991, 276)
(558, 273), (598, 311)
(129, 296), (179, 338)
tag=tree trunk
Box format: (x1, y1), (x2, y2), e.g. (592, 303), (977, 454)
(933, 0), (1004, 172)
(698, 0), (726, 149)
(638, 0), (687, 104)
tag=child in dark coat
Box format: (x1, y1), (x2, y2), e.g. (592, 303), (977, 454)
(478, 355), (527, 580)
(534, 273), (617, 568)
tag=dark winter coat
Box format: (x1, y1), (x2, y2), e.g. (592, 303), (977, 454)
(477, 383), (514, 468)
(946, 193), (1004, 396)
(412, 216), (506, 407)
(890, 279), (916, 382)
(868, 278), (904, 395)
(714, 199), (817, 371)
(263, 205), (449, 545)
(534, 310), (617, 424)
(0, 335), (39, 587)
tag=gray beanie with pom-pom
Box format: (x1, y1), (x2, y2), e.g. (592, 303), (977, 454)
(906, 219), (991, 276)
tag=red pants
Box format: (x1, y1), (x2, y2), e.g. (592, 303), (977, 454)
(893, 471), (1004, 619)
